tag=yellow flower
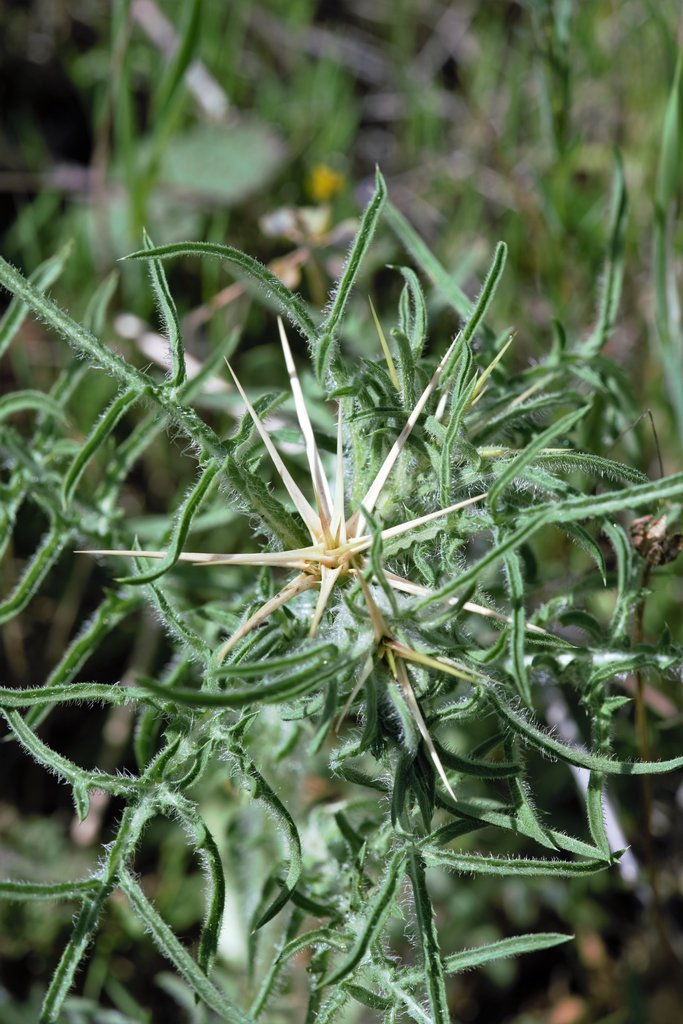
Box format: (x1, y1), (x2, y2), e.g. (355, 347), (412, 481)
(308, 163), (346, 203)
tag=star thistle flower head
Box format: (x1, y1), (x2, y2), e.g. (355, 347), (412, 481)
(81, 311), (513, 799)
(77, 180), (552, 803)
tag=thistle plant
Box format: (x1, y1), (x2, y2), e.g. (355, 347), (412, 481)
(2, 168), (683, 1023)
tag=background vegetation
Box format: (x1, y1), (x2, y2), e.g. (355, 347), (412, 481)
(1, 1), (683, 1022)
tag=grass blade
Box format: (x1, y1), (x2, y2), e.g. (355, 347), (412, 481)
(583, 150), (628, 356)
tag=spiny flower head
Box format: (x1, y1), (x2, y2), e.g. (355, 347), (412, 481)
(81, 312), (520, 798)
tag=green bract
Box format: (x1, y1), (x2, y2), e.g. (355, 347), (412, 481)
(1, 168), (682, 1023)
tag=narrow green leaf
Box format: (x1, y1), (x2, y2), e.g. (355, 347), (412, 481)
(344, 983), (392, 1011)
(391, 752), (415, 827)
(581, 650), (680, 686)
(535, 450), (646, 486)
(501, 732), (558, 850)
(0, 255), (148, 393)
(391, 328), (417, 409)
(250, 929), (346, 1018)
(140, 652), (350, 708)
(334, 811), (364, 855)
(423, 847), (608, 877)
(488, 406), (588, 507)
(384, 201), (476, 322)
(0, 483), (24, 563)
(603, 521), (635, 640)
(62, 388), (139, 506)
(431, 740), (519, 780)
(395, 265), (428, 357)
(162, 795), (226, 977)
(357, 668), (380, 754)
(133, 705), (162, 772)
(401, 932), (573, 984)
(27, 592), (141, 728)
(443, 931), (573, 974)
(432, 794), (606, 859)
(0, 879), (100, 901)
(119, 870), (254, 1023)
(226, 455), (310, 550)
(144, 229), (186, 388)
(583, 150), (628, 356)
(238, 756), (302, 931)
(72, 782), (90, 822)
(217, 643), (337, 678)
(419, 472), (683, 608)
(364, 509), (400, 615)
(487, 687), (683, 775)
(315, 990), (350, 1024)
(0, 526), (71, 625)
(117, 462), (223, 585)
(40, 887), (111, 1023)
(503, 548), (531, 704)
(383, 678), (420, 759)
(586, 772), (610, 857)
(0, 390), (68, 424)
(151, 0), (202, 125)
(460, 241), (507, 348)
(320, 168), (387, 345)
(309, 676), (338, 753)
(407, 850), (449, 1023)
(320, 849), (407, 988)
(330, 762), (389, 792)
(83, 270), (119, 335)
(0, 241), (73, 359)
(560, 522), (606, 585)
(124, 242), (317, 343)
(2, 710), (141, 796)
(438, 345), (475, 503)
